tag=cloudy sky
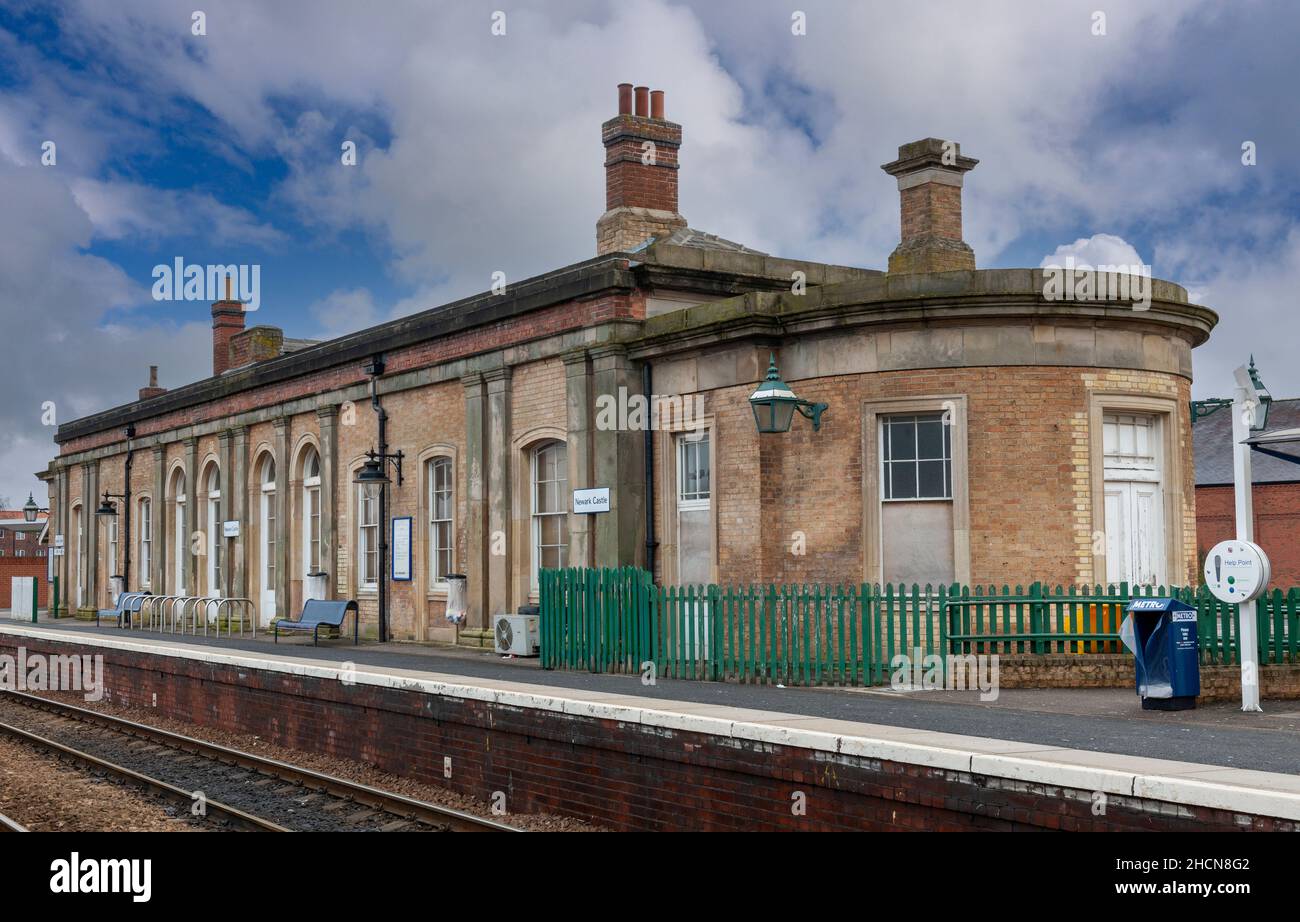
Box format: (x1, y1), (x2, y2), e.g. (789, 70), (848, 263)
(1, 0), (1298, 506)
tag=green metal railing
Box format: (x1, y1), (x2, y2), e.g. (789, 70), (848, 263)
(537, 567), (1300, 686)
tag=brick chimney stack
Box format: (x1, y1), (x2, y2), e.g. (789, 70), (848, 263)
(596, 82), (687, 254)
(211, 275), (246, 375)
(138, 365), (167, 401)
(881, 139), (979, 274)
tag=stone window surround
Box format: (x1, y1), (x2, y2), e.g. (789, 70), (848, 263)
(136, 493), (152, 589)
(510, 426), (568, 608)
(346, 455), (379, 597)
(290, 435), (323, 585)
(417, 444), (458, 601)
(861, 395), (971, 586)
(1087, 392), (1185, 586)
(655, 414), (717, 587)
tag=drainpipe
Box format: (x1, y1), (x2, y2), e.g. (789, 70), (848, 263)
(122, 424), (134, 594)
(642, 362), (656, 579)
(369, 362), (389, 644)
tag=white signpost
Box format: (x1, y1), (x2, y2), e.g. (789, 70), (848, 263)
(1227, 365), (1269, 712)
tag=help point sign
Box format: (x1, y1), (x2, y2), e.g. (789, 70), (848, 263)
(1203, 539), (1271, 604)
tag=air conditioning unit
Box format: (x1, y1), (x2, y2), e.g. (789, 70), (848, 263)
(494, 614), (540, 656)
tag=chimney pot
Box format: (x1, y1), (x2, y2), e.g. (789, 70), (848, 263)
(138, 364), (167, 401)
(211, 286), (247, 376)
(597, 81), (687, 255)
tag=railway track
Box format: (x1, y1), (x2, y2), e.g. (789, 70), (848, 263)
(0, 691), (519, 833)
(0, 811), (28, 832)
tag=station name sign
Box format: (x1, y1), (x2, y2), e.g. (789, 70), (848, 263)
(572, 488), (611, 514)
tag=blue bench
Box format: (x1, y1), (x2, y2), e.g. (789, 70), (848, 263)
(274, 599), (359, 646)
(97, 592), (150, 628)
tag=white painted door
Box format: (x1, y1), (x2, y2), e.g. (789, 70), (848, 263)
(1102, 413), (1165, 587)
(676, 431), (712, 656)
(260, 489), (276, 626)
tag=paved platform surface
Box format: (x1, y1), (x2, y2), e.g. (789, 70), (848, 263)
(8, 618), (1300, 777)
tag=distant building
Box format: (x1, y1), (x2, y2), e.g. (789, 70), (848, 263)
(1194, 394), (1300, 586)
(0, 510), (48, 558)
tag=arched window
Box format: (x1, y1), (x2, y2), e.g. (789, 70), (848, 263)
(357, 469), (379, 590)
(72, 504), (84, 607)
(106, 510), (119, 579)
(427, 456), (453, 585)
(258, 455), (277, 623)
(138, 497), (152, 588)
(170, 469), (187, 594)
(302, 448), (321, 576)
(531, 442), (568, 585)
(205, 465), (222, 597)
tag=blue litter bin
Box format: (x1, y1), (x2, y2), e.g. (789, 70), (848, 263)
(1120, 598), (1200, 710)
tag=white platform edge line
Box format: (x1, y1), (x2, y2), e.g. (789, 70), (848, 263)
(4, 623), (1298, 821)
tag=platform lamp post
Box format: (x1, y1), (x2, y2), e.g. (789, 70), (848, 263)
(1231, 360), (1272, 713)
(353, 447), (404, 644)
(748, 353), (828, 434)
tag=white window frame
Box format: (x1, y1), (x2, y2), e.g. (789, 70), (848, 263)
(357, 483), (379, 590)
(139, 497), (152, 587)
(206, 467), (223, 597)
(172, 473), (187, 595)
(74, 506), (84, 607)
(302, 449), (321, 577)
(880, 412), (953, 502)
(107, 516), (119, 578)
(260, 457), (277, 598)
(427, 456), (453, 588)
(530, 442), (568, 587)
(676, 431), (711, 509)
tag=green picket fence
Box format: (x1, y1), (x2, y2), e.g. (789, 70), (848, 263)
(537, 567), (1300, 686)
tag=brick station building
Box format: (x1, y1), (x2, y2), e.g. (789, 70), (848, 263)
(41, 83), (1217, 643)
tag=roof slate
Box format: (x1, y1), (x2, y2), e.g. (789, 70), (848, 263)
(1193, 396), (1300, 485)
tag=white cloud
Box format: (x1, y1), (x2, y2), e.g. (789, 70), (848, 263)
(1039, 234), (1146, 270)
(306, 287), (381, 339)
(69, 178), (285, 246)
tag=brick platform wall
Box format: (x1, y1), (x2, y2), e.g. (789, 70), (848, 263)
(3, 635), (1291, 831)
(996, 653), (1300, 701)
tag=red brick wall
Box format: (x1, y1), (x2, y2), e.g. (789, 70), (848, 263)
(1196, 482), (1300, 586)
(5, 635), (1289, 831)
(0, 558), (50, 608)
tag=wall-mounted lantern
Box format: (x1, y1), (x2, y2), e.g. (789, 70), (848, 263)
(749, 353), (828, 434)
(1247, 356), (1272, 432)
(22, 492), (47, 524)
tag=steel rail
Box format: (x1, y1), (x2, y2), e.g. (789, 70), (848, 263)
(0, 690), (519, 832)
(0, 811), (28, 832)
(0, 717), (288, 831)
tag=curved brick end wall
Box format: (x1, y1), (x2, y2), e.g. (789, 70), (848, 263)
(676, 364), (1195, 590)
(3, 634), (1293, 832)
